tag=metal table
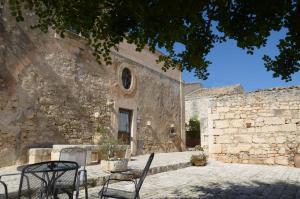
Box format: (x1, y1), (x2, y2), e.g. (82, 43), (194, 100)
(1, 161), (79, 199)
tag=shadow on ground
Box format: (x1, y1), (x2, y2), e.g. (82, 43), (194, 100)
(171, 181), (300, 199)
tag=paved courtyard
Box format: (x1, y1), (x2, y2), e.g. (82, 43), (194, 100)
(0, 151), (198, 193)
(82, 161), (300, 199)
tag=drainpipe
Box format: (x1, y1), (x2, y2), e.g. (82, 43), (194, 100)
(180, 72), (186, 151)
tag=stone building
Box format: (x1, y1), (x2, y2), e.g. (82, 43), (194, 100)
(185, 83), (300, 166)
(0, 6), (185, 167)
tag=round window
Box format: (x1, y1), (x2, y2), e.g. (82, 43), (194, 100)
(121, 68), (132, 90)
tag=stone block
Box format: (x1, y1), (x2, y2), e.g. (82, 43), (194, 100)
(264, 157), (275, 164)
(264, 117), (285, 125)
(227, 146), (240, 154)
(266, 136), (275, 143)
(209, 113), (220, 120)
(223, 128), (239, 134)
(297, 136), (300, 143)
(230, 119), (244, 128)
(275, 156), (289, 165)
(253, 136), (266, 144)
(214, 120), (229, 129)
(234, 135), (252, 143)
(211, 129), (223, 135)
(237, 144), (251, 152)
(275, 136), (286, 144)
(51, 144), (100, 165)
(249, 158), (264, 164)
(260, 126), (280, 133)
(211, 144), (222, 154)
(219, 135), (232, 144)
(29, 148), (52, 164)
(280, 124), (297, 132)
(224, 113), (236, 119)
(278, 147), (285, 154)
(217, 107), (230, 112)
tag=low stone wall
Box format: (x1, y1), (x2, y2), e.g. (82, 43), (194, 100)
(51, 145), (101, 165)
(28, 148), (52, 164)
(208, 86), (300, 166)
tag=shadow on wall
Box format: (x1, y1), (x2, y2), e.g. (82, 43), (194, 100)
(142, 125), (168, 153)
(138, 125), (183, 153)
(0, 13), (110, 166)
(170, 181), (300, 199)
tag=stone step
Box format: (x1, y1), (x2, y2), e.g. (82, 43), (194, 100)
(87, 161), (192, 187)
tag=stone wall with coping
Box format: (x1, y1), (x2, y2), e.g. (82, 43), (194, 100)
(208, 86), (300, 166)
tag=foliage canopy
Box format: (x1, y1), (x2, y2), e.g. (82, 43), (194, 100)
(5, 0), (300, 81)
(186, 117), (200, 139)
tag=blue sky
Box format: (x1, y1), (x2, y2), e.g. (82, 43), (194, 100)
(178, 31), (300, 91)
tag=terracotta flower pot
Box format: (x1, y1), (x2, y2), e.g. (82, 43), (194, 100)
(295, 154), (300, 168)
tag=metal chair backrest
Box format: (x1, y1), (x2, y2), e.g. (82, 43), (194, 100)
(19, 161), (79, 199)
(136, 153), (154, 193)
(59, 147), (87, 168)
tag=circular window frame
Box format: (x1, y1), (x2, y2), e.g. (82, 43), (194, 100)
(117, 63), (136, 94)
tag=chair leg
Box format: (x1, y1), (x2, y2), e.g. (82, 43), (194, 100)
(75, 175), (80, 199)
(68, 191), (74, 199)
(99, 187), (104, 199)
(136, 193), (140, 199)
(84, 172), (88, 199)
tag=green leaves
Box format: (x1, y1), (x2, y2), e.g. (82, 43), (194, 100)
(6, 0), (300, 81)
(186, 117), (200, 139)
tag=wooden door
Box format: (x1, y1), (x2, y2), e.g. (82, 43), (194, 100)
(118, 108), (132, 145)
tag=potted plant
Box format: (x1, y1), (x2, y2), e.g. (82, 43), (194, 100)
(97, 130), (128, 172)
(190, 145), (207, 166)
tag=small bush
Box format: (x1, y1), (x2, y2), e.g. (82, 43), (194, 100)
(186, 117), (200, 139)
(98, 134), (127, 160)
(190, 153), (207, 166)
(194, 145), (204, 151)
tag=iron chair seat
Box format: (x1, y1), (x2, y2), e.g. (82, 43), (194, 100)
(99, 187), (136, 199)
(59, 147), (88, 199)
(99, 153), (154, 199)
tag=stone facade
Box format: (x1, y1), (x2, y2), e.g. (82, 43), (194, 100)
(0, 5), (185, 167)
(208, 86), (300, 166)
(185, 83), (300, 166)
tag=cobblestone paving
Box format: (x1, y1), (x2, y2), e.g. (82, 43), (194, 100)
(0, 151), (198, 194)
(82, 161), (300, 199)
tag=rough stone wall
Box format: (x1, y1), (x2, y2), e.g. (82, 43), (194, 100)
(107, 53), (183, 155)
(208, 86), (300, 166)
(0, 7), (112, 167)
(0, 5), (183, 167)
(135, 72), (182, 154)
(185, 84), (244, 151)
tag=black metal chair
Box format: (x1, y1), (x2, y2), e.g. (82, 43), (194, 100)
(0, 179), (8, 199)
(99, 153), (154, 199)
(59, 147), (88, 199)
(0, 161), (79, 199)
